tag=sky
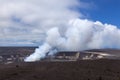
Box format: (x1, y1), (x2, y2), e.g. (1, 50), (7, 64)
(80, 0), (120, 27)
(0, 0), (120, 46)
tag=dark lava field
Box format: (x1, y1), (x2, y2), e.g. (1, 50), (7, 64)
(0, 47), (120, 80)
(0, 60), (120, 80)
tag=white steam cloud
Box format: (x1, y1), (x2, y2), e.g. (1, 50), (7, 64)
(25, 19), (120, 62)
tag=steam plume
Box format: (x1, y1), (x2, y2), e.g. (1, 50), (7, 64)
(24, 1), (120, 62)
(25, 19), (120, 62)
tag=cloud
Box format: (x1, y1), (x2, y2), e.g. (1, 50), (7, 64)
(0, 0), (89, 46)
(0, 0), (120, 51)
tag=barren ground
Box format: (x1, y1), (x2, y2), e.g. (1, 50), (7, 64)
(0, 60), (120, 80)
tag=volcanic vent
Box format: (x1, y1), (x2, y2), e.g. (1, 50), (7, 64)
(31, 50), (119, 62)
